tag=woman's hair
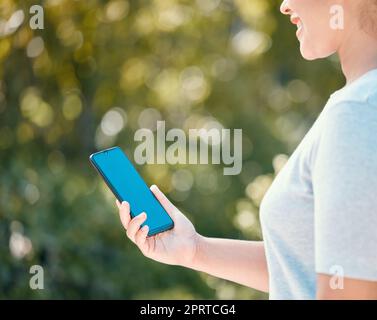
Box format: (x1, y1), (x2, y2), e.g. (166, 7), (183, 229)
(359, 0), (377, 37)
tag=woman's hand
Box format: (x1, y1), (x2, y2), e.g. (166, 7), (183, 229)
(116, 184), (199, 267)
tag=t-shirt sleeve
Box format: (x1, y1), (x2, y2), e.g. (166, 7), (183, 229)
(312, 101), (377, 281)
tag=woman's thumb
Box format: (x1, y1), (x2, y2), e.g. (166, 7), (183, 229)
(150, 185), (177, 221)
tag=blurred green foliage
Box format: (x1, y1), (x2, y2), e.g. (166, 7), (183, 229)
(0, 0), (343, 299)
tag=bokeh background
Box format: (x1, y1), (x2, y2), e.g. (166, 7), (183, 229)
(0, 0), (344, 299)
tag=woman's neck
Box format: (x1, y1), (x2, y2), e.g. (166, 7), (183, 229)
(338, 29), (377, 85)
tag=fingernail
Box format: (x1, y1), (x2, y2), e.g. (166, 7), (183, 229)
(142, 225), (149, 232)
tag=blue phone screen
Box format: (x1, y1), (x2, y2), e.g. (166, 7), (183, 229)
(90, 147), (174, 236)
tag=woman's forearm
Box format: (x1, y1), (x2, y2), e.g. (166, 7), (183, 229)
(182, 235), (269, 293)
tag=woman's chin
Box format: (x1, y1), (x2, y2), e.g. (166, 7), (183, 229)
(299, 44), (320, 61)
(299, 40), (336, 61)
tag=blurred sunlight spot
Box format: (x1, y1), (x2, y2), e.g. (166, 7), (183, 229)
(21, 88), (54, 127)
(7, 10), (24, 28)
(180, 66), (210, 103)
(46, 0), (64, 5)
(134, 8), (155, 35)
(152, 68), (180, 107)
(120, 58), (147, 91)
(216, 282), (236, 299)
(9, 231), (32, 260)
(57, 19), (75, 40)
(101, 108), (127, 136)
(24, 183), (40, 205)
(236, 198), (253, 212)
(138, 108), (162, 130)
(267, 86), (290, 112)
(157, 5), (189, 32)
(287, 79), (311, 103)
(272, 154), (289, 174)
(105, 0), (129, 22)
(234, 209), (256, 231)
(62, 94), (82, 120)
(95, 127), (116, 149)
(145, 164), (169, 183)
(26, 36), (44, 58)
(196, 0), (221, 15)
(275, 112), (307, 146)
(28, 101), (53, 127)
(57, 20), (83, 48)
(0, 10), (24, 37)
(234, 0), (270, 23)
(234, 198), (258, 231)
(246, 174), (273, 206)
(231, 29), (271, 56)
(171, 169), (194, 192)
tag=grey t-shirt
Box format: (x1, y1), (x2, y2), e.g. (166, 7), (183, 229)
(260, 69), (377, 299)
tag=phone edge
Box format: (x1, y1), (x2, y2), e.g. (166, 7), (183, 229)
(89, 151), (137, 219)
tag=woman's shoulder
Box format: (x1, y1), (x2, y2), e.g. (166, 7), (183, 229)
(323, 98), (377, 129)
(313, 97), (377, 183)
(320, 97), (376, 143)
(317, 98), (377, 162)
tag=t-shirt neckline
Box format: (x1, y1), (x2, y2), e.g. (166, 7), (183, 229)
(330, 68), (377, 99)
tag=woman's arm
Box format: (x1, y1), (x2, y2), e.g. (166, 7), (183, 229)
(183, 236), (269, 293)
(317, 274), (377, 299)
(118, 185), (269, 293)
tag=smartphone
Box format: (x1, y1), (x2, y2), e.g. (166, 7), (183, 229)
(89, 146), (174, 236)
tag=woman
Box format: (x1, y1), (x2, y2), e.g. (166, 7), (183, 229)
(116, 0), (377, 299)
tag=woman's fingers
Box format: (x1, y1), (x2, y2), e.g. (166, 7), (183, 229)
(118, 201), (131, 230)
(135, 225), (149, 253)
(150, 185), (176, 220)
(126, 212), (147, 243)
(116, 199), (150, 250)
